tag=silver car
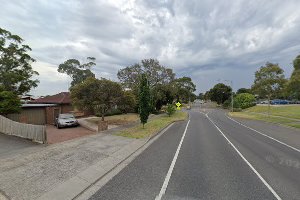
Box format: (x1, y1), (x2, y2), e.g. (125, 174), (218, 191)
(55, 113), (79, 129)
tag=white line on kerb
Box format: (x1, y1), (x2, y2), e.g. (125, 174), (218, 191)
(155, 120), (190, 200)
(206, 113), (282, 200)
(226, 115), (300, 153)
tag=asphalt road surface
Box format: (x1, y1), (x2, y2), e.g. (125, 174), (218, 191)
(89, 104), (300, 200)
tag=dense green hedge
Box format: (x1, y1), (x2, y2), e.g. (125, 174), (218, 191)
(234, 93), (256, 109)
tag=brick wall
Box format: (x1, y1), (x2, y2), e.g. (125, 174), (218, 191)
(45, 106), (60, 125)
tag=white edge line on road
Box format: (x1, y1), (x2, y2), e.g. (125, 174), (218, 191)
(226, 114), (300, 153)
(206, 113), (282, 200)
(155, 119), (190, 200)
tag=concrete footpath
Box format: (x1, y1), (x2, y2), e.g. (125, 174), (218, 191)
(0, 128), (151, 200)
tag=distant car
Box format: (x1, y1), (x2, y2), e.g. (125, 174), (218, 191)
(270, 99), (288, 105)
(55, 113), (79, 129)
(260, 100), (269, 104)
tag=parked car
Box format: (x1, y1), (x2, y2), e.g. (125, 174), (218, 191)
(259, 100), (269, 104)
(55, 113), (79, 129)
(270, 99), (288, 105)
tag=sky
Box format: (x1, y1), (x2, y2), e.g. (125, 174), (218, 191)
(1, 0), (300, 96)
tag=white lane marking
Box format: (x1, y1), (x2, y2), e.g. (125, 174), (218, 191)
(155, 120), (190, 200)
(206, 113), (282, 200)
(227, 115), (300, 153)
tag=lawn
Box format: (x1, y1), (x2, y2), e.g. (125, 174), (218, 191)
(116, 111), (188, 139)
(86, 113), (139, 125)
(245, 105), (300, 120)
(229, 105), (300, 129)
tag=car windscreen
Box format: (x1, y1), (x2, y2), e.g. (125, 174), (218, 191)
(59, 114), (75, 119)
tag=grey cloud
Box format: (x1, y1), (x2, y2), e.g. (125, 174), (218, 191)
(1, 0), (300, 95)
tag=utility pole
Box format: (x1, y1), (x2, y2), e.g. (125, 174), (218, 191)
(219, 79), (234, 112)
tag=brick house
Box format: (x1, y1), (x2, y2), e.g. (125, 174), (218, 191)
(30, 92), (73, 124)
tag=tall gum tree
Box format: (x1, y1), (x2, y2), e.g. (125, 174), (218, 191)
(0, 27), (39, 95)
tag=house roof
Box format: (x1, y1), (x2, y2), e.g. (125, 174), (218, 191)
(31, 92), (71, 104)
(22, 104), (58, 108)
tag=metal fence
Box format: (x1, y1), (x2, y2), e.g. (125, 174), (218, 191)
(0, 115), (46, 143)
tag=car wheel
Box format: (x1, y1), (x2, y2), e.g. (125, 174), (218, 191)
(57, 124), (61, 129)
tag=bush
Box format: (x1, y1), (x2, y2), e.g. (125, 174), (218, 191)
(234, 93), (256, 109)
(223, 99), (231, 109)
(166, 104), (176, 117)
(95, 108), (122, 117)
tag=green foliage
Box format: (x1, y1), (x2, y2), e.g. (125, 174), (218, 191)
(173, 76), (196, 103)
(198, 93), (204, 100)
(293, 55), (300, 70)
(0, 90), (21, 115)
(251, 62), (287, 99)
(118, 90), (137, 114)
(286, 55), (300, 100)
(237, 88), (252, 94)
(58, 57), (96, 87)
(234, 93), (256, 109)
(95, 108), (123, 117)
(70, 77), (123, 120)
(208, 83), (232, 104)
(139, 74), (151, 127)
(166, 104), (176, 117)
(0, 27), (39, 95)
(117, 58), (175, 90)
(151, 83), (176, 111)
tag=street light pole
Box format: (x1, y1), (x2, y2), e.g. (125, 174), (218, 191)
(224, 80), (234, 112)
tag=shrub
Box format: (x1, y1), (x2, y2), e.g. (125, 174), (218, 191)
(234, 93), (256, 109)
(166, 104), (176, 117)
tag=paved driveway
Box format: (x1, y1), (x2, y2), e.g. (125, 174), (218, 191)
(0, 133), (39, 158)
(46, 125), (94, 144)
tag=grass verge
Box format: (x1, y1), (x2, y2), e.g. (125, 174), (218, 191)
(116, 112), (188, 139)
(245, 105), (300, 120)
(86, 113), (139, 125)
(229, 111), (300, 129)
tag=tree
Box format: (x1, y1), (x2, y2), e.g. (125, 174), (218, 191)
(151, 83), (176, 112)
(70, 77), (123, 121)
(286, 55), (300, 100)
(0, 90), (21, 115)
(117, 58), (175, 90)
(139, 74), (151, 128)
(204, 91), (211, 101)
(0, 27), (39, 95)
(237, 88), (252, 94)
(234, 93), (256, 109)
(209, 83), (232, 104)
(251, 62), (287, 115)
(173, 77), (196, 103)
(118, 90), (137, 114)
(198, 93), (204, 100)
(251, 62), (286, 99)
(58, 57), (96, 87)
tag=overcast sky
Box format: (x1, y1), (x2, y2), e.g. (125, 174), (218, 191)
(1, 0), (300, 96)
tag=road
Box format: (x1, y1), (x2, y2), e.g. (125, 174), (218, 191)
(89, 104), (300, 200)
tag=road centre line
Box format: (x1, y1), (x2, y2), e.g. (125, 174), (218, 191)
(155, 120), (190, 200)
(206, 113), (282, 200)
(226, 115), (300, 153)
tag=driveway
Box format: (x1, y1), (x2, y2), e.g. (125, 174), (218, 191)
(46, 125), (94, 144)
(0, 133), (39, 159)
